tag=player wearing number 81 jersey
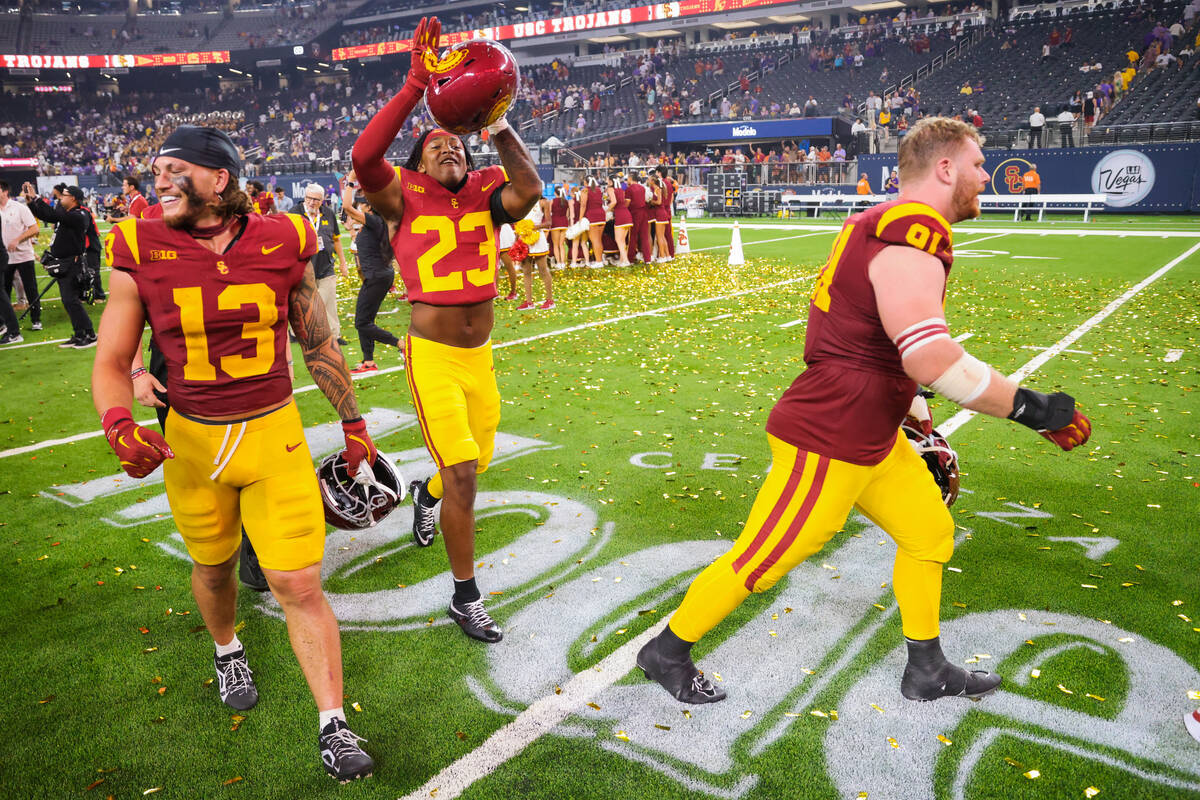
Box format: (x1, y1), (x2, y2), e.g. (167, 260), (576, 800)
(638, 117), (1092, 707)
(352, 15), (543, 645)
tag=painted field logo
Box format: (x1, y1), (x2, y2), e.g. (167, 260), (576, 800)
(1091, 149), (1155, 207)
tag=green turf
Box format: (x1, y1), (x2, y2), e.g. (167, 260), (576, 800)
(1, 218), (1198, 799)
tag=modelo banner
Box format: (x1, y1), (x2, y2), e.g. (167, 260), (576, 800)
(858, 143), (1200, 213)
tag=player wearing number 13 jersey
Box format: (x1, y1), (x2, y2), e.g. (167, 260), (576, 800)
(352, 15), (543, 644)
(639, 117), (1093, 706)
(92, 126), (377, 782)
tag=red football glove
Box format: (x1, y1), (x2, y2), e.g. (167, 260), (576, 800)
(102, 407), (174, 479)
(1040, 410), (1092, 451)
(408, 16), (441, 90)
(341, 417), (378, 478)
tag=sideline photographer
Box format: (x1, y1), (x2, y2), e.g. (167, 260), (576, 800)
(22, 182), (95, 348)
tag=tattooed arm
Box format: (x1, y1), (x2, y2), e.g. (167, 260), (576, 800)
(494, 126), (544, 221)
(288, 259), (360, 421)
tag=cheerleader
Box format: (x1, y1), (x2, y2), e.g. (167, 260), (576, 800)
(549, 185), (570, 269)
(649, 174), (672, 263)
(516, 196), (554, 310)
(583, 175), (607, 268)
(497, 223), (519, 300)
(610, 173), (633, 267)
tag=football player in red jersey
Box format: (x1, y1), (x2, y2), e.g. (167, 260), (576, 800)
(92, 125), (377, 782)
(351, 16), (542, 643)
(638, 117), (1092, 704)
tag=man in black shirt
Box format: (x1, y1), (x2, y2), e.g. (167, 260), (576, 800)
(22, 183), (95, 347)
(342, 180), (399, 373)
(78, 194), (105, 301)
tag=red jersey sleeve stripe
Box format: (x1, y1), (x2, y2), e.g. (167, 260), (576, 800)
(893, 317), (951, 358)
(731, 447), (807, 574)
(743, 455), (831, 591)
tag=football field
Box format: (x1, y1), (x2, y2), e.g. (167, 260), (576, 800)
(1, 215), (1198, 799)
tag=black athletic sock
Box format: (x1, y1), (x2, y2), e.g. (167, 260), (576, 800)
(657, 625), (696, 661)
(453, 576), (481, 605)
(904, 635), (947, 669)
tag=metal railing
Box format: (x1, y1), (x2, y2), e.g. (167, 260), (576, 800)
(552, 161), (859, 187)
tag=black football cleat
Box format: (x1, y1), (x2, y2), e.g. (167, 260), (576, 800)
(237, 536), (270, 592)
(448, 598), (503, 643)
(319, 718), (374, 783)
(636, 636), (726, 704)
(410, 479), (439, 547)
(900, 636), (1002, 701)
(214, 648), (258, 710)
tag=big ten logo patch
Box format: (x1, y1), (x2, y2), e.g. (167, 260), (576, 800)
(989, 157), (1033, 195)
(149, 249), (178, 261)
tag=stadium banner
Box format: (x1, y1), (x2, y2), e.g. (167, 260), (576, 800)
(332, 0), (798, 61)
(858, 143), (1200, 213)
(666, 118), (837, 144)
(0, 51), (230, 70)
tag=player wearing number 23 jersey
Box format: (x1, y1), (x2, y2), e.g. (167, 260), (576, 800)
(352, 20), (544, 645)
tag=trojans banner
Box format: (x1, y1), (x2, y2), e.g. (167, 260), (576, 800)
(333, 0), (799, 61)
(0, 51), (230, 70)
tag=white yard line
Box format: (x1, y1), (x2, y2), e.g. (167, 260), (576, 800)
(940, 240), (1200, 436)
(0, 275), (815, 460)
(690, 230), (832, 252)
(0, 337), (71, 350)
(397, 238), (1200, 800)
(955, 232), (1009, 247)
(686, 222), (1200, 238)
(953, 332), (974, 342)
(778, 317), (807, 329)
(1021, 344), (1092, 355)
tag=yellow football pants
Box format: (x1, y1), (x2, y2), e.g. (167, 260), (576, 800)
(669, 432), (954, 642)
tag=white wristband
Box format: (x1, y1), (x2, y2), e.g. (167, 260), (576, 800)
(485, 117), (511, 136)
(928, 350), (992, 406)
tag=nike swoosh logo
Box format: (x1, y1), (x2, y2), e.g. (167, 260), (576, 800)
(286, 442), (303, 452)
(261, 243), (283, 255)
(159, 147), (180, 154)
(482, 180), (497, 192)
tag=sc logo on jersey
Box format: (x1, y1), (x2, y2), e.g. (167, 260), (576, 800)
(989, 157), (1033, 195)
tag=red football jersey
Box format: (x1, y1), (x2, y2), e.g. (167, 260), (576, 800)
(106, 213), (318, 417)
(127, 193), (148, 219)
(254, 191), (275, 215)
(142, 203), (163, 219)
(626, 182), (647, 210)
(767, 200), (954, 465)
(392, 165), (506, 306)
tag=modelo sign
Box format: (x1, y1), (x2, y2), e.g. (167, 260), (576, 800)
(732, 125), (758, 137)
(1091, 148), (1155, 207)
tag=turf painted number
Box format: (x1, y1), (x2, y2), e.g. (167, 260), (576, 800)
(412, 212), (497, 293)
(904, 221), (943, 255)
(172, 283), (278, 382)
(810, 223), (855, 313)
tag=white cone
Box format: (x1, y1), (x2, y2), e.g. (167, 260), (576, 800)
(676, 215), (691, 255)
(728, 220), (745, 266)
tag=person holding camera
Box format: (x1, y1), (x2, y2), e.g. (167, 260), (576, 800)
(0, 179), (40, 332)
(22, 182), (95, 348)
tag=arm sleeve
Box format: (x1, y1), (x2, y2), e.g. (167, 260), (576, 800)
(489, 185), (519, 226)
(351, 83), (426, 193)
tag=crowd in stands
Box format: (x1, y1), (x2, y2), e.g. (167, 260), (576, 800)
(1, 0), (1197, 177)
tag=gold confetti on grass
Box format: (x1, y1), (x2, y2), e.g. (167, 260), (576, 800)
(741, 710), (752, 719)
(351, 702), (363, 713)
(871, 704), (886, 714)
(586, 702), (601, 710)
(222, 776), (242, 786)
(654, 724), (671, 731)
(143, 789), (162, 796)
(1085, 694), (1105, 701)
(1024, 770), (1041, 779)
(1058, 684), (1074, 694)
(937, 734), (953, 747)
(230, 714), (246, 731)
(682, 710), (691, 719)
(810, 710), (827, 718)
(38, 695), (54, 704)
(887, 737), (899, 749)
(1030, 669), (1041, 679)
(1085, 787), (1101, 797)
(84, 779), (105, 791)
(614, 731), (629, 741)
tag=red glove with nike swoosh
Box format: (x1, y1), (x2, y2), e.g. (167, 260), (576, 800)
(102, 407), (174, 479)
(341, 417), (377, 478)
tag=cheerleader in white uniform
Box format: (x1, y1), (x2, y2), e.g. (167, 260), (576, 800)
(516, 196), (555, 311)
